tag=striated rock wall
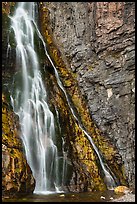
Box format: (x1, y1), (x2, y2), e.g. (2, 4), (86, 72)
(41, 2), (135, 189)
(39, 3), (130, 192)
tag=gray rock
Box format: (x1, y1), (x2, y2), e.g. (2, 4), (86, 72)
(45, 2), (135, 189)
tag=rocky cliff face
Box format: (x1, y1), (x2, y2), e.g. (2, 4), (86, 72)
(2, 94), (35, 198)
(41, 2), (135, 189)
(2, 2), (135, 195)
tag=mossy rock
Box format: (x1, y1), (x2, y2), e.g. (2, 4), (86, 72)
(39, 3), (128, 192)
(2, 93), (35, 198)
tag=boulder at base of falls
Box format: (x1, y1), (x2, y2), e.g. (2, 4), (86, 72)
(114, 186), (132, 194)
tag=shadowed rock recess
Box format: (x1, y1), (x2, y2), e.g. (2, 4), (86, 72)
(2, 2), (135, 196)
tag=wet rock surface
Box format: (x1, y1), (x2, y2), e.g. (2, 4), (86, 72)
(42, 2), (135, 189)
(2, 94), (35, 198)
(39, 3), (130, 192)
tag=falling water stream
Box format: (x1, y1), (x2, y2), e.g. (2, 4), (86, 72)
(9, 2), (64, 195)
(9, 2), (117, 195)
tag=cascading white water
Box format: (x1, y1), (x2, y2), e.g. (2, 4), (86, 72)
(9, 2), (117, 194)
(9, 2), (64, 194)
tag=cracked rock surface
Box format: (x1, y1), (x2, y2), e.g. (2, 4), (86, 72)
(44, 2), (135, 189)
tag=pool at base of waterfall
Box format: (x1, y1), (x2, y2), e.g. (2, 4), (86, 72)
(2, 190), (125, 202)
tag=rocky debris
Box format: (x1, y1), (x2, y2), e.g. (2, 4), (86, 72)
(108, 193), (135, 202)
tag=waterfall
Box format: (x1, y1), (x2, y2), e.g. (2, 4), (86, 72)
(9, 2), (117, 194)
(9, 2), (64, 194)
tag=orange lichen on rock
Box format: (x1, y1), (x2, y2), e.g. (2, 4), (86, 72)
(2, 2), (15, 14)
(2, 93), (35, 197)
(114, 185), (131, 194)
